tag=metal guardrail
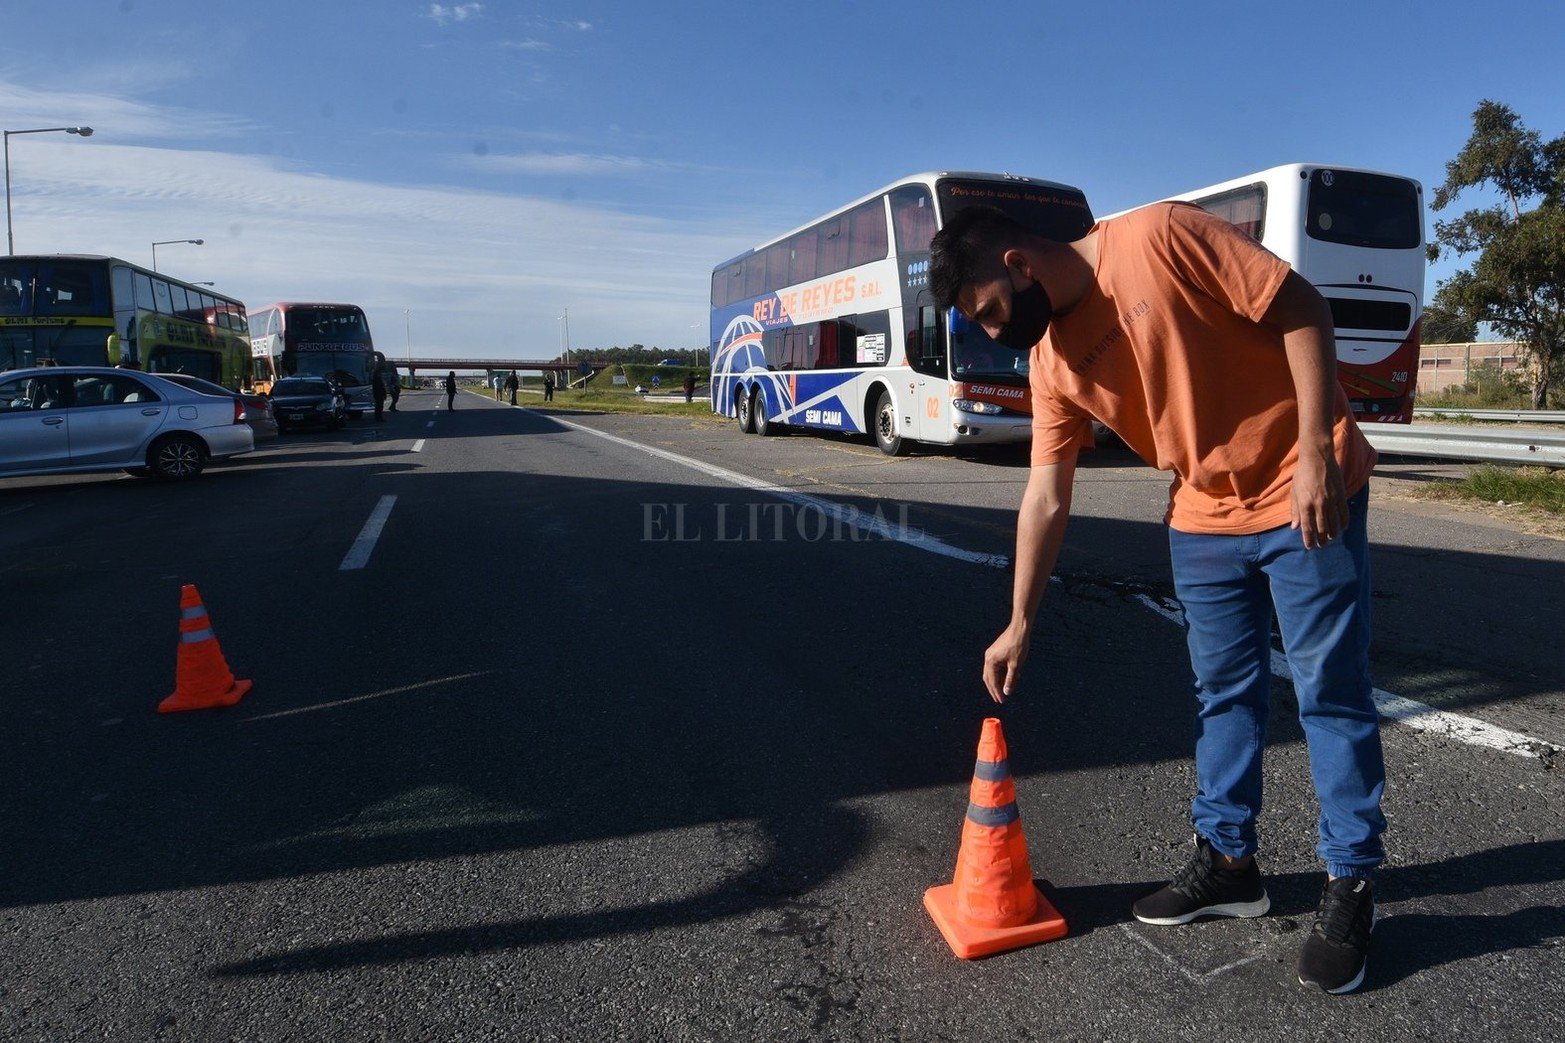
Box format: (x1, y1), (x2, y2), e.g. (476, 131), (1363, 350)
(1364, 423), (1565, 466)
(1412, 408), (1565, 423)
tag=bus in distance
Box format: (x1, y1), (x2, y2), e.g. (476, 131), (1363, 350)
(0, 255), (251, 388)
(247, 302), (379, 417)
(710, 171), (1094, 455)
(1149, 164), (1425, 423)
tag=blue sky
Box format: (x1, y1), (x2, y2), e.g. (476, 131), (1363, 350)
(2, 0), (1561, 360)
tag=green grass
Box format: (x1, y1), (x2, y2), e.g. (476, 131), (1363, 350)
(1419, 466), (1565, 515)
(486, 381), (717, 419)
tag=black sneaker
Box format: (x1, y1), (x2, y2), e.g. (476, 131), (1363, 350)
(1132, 836), (1271, 925)
(1298, 877), (1376, 994)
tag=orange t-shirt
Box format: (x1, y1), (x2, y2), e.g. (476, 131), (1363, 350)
(1029, 201), (1376, 534)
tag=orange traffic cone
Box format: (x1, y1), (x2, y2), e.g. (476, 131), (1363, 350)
(158, 584), (252, 713)
(923, 717), (1067, 958)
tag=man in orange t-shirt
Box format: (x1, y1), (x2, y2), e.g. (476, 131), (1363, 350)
(931, 203), (1384, 995)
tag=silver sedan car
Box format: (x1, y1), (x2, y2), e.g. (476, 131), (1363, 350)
(0, 366), (255, 481)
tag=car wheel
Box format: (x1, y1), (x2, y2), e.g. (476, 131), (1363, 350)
(149, 434), (206, 480)
(873, 389), (908, 456)
(736, 384), (756, 433)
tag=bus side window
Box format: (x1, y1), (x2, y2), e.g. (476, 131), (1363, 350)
(815, 321), (838, 369)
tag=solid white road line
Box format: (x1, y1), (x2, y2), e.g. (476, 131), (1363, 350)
(543, 411), (1009, 569)
(1132, 594), (1561, 759)
(411, 439), (426, 453)
(339, 494), (397, 571)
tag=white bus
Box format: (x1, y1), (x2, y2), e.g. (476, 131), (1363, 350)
(710, 171), (1094, 454)
(1153, 163), (1425, 423)
(247, 301), (380, 417)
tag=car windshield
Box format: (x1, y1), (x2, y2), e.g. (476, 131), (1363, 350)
(273, 379), (331, 394)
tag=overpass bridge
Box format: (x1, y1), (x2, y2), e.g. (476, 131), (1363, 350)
(395, 357), (609, 388)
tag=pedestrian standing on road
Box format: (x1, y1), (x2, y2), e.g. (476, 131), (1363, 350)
(682, 372), (696, 404)
(387, 364), (401, 412)
(931, 202), (1385, 995)
(506, 370), (519, 406)
(444, 370), (457, 410)
(494, 374), (504, 401)
(543, 375), (554, 402)
(371, 362), (388, 422)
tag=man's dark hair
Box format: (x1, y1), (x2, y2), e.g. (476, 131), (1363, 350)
(929, 205), (1034, 311)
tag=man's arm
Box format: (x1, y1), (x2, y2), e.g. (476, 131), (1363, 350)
(1263, 269), (1348, 549)
(983, 453), (1077, 702)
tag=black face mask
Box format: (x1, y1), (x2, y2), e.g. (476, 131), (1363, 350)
(995, 279), (1054, 351)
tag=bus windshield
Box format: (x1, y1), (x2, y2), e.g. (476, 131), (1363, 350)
(950, 312), (1029, 381)
(1306, 169), (1421, 249)
(287, 349), (374, 387)
(0, 258), (112, 317)
(937, 178), (1096, 242)
(287, 307), (371, 344)
(281, 306), (374, 387)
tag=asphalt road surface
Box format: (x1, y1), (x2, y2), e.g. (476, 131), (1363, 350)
(2, 389), (1561, 1041)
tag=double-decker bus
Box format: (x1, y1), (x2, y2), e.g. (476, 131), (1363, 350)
(1150, 164), (1425, 423)
(710, 171), (1094, 455)
(247, 302), (379, 417)
(0, 255), (251, 388)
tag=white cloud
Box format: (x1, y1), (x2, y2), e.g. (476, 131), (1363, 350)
(4, 136), (760, 357)
(499, 39), (550, 51)
(426, 4), (483, 26)
(0, 81), (251, 142)
(469, 152), (663, 176)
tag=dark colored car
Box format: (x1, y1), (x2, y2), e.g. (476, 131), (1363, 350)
(268, 376), (347, 432)
(152, 372), (279, 442)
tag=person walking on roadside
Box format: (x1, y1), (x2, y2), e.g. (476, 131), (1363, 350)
(371, 361), (388, 422)
(506, 370), (519, 406)
(493, 374), (504, 401)
(682, 372), (696, 404)
(444, 370), (457, 410)
(930, 202), (1384, 996)
(543, 375), (555, 402)
(387, 364), (401, 412)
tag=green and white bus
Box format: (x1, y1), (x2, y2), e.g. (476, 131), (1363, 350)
(0, 255), (251, 389)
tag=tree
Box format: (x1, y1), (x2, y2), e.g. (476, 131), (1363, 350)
(1428, 101), (1565, 408)
(1419, 301), (1478, 344)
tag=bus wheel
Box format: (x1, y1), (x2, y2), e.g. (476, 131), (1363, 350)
(754, 390), (780, 436)
(149, 434), (206, 480)
(873, 390), (908, 456)
(737, 385), (757, 433)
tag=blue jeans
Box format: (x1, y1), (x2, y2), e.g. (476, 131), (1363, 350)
(1167, 486), (1385, 879)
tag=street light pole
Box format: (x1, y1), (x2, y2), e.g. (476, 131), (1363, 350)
(404, 308), (412, 364)
(5, 125), (94, 255)
(151, 238), (203, 273)
(558, 307), (571, 388)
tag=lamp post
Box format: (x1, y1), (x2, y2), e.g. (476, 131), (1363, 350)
(5, 125), (94, 255)
(690, 322), (705, 369)
(151, 238), (203, 273)
(558, 307), (571, 387)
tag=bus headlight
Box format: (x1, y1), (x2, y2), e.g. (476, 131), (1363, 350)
(953, 398), (1004, 415)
